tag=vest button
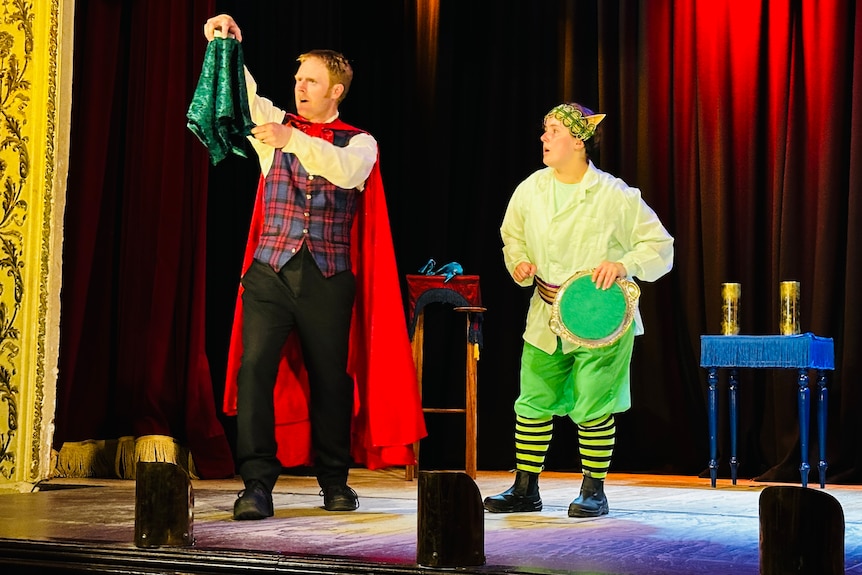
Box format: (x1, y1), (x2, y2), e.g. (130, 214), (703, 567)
(308, 175), (315, 180)
(302, 228), (309, 234)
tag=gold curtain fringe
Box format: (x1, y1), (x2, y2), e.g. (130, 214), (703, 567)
(54, 439), (116, 478)
(134, 435), (199, 480)
(115, 436), (137, 479)
(53, 436), (200, 479)
(134, 434), (180, 477)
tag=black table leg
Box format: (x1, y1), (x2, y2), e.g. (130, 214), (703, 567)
(817, 370), (828, 488)
(707, 367), (718, 488)
(796, 369), (810, 488)
(729, 369), (738, 485)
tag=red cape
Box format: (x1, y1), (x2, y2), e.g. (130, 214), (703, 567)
(223, 158), (427, 470)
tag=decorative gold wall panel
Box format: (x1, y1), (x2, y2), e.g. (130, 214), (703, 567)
(0, 0), (73, 493)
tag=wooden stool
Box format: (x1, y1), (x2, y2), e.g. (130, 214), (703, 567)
(406, 305), (484, 480)
(134, 462), (194, 547)
(417, 470), (485, 567)
(759, 485), (844, 575)
(405, 274), (484, 481)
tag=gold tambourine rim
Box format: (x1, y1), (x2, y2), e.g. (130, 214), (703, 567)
(548, 269), (641, 348)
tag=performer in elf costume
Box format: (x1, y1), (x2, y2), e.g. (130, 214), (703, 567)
(487, 103), (673, 517)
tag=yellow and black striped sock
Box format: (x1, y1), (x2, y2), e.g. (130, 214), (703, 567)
(514, 415), (553, 474)
(577, 414), (616, 479)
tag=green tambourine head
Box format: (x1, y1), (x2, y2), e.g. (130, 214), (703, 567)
(560, 279), (626, 339)
(549, 270), (640, 348)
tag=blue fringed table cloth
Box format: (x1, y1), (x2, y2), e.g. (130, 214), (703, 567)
(700, 333), (835, 488)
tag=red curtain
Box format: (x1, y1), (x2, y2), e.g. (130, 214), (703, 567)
(56, 0), (234, 478)
(594, 1), (862, 482)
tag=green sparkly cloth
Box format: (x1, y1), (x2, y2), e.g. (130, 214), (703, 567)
(186, 37), (255, 165)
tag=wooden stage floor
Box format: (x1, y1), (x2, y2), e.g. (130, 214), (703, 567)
(0, 468), (860, 575)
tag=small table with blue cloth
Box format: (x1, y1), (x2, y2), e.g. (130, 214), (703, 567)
(700, 333), (835, 488)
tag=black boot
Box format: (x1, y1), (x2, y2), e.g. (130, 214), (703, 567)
(483, 470), (542, 513)
(568, 474), (609, 517)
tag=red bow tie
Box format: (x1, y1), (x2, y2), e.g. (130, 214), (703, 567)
(286, 113), (333, 142)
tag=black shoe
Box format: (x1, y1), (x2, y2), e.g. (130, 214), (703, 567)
(233, 480), (274, 520)
(568, 475), (609, 518)
(320, 485), (359, 511)
(483, 470), (542, 513)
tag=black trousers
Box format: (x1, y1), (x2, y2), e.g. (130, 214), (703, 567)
(235, 248), (355, 491)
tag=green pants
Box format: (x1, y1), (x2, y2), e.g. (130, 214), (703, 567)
(515, 326), (634, 424)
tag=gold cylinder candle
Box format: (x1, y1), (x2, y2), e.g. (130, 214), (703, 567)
(779, 281), (801, 335)
(720, 283), (741, 335)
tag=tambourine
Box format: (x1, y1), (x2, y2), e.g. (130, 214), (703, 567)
(548, 270), (641, 348)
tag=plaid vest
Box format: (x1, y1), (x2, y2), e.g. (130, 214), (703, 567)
(254, 115), (365, 276)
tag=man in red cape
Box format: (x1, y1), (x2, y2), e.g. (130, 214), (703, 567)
(223, 162), (427, 472)
(204, 14), (425, 520)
